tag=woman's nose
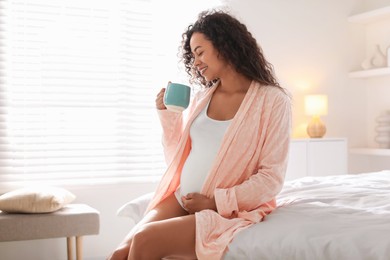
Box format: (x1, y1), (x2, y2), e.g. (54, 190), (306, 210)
(193, 56), (200, 67)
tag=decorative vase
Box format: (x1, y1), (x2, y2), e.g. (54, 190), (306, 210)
(370, 44), (387, 68)
(375, 112), (390, 149)
(387, 45), (390, 67)
(361, 58), (372, 70)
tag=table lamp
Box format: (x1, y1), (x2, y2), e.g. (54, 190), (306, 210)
(304, 95), (328, 138)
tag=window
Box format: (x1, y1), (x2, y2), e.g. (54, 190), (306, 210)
(0, 0), (222, 189)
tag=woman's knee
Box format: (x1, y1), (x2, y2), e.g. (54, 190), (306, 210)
(130, 224), (160, 259)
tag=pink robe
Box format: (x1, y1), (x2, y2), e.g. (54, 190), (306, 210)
(146, 81), (291, 259)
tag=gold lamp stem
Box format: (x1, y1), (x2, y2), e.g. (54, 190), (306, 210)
(307, 115), (326, 138)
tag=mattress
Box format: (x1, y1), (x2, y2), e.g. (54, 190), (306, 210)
(224, 170), (390, 260)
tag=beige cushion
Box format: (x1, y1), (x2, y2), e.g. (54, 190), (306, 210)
(0, 186), (76, 213)
(0, 204), (100, 242)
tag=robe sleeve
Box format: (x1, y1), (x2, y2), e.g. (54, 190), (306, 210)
(157, 88), (207, 165)
(157, 109), (184, 165)
(214, 90), (291, 218)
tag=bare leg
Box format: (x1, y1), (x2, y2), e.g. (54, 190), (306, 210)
(107, 193), (188, 260)
(128, 214), (196, 260)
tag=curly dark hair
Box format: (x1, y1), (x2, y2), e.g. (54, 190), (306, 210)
(181, 10), (281, 89)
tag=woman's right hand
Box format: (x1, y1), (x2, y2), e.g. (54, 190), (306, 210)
(155, 88), (167, 110)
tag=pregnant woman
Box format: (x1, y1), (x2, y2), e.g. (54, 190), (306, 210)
(108, 9), (291, 260)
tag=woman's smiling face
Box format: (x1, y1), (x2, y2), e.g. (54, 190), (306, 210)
(190, 32), (228, 82)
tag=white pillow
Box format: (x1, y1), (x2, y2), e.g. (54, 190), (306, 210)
(0, 186), (76, 213)
(117, 192), (153, 224)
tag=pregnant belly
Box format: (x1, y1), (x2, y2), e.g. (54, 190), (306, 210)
(179, 152), (211, 196)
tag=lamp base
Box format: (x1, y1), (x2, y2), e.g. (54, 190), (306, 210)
(307, 116), (326, 138)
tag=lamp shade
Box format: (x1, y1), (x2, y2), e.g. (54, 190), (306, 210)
(304, 95), (328, 116)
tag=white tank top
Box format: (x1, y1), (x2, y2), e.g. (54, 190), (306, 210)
(176, 100), (232, 202)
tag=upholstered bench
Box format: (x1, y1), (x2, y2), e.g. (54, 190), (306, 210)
(0, 204), (100, 260)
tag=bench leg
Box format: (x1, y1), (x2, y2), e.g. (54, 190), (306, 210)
(67, 236), (83, 260)
(76, 236), (83, 260)
(67, 237), (74, 260)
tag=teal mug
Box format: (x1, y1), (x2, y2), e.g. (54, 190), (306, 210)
(164, 82), (191, 113)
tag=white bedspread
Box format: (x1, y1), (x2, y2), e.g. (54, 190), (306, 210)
(224, 171), (390, 260)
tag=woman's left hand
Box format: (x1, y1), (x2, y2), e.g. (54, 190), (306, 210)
(181, 193), (217, 214)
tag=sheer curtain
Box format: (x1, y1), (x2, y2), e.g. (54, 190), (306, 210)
(0, 0), (166, 188)
(0, 0), (223, 189)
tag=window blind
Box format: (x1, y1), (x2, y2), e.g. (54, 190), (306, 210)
(0, 0), (167, 187)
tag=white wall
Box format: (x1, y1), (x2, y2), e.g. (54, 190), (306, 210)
(1, 0), (390, 259)
(225, 0), (367, 145)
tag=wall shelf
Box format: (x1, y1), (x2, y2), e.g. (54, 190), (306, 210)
(348, 6), (390, 79)
(347, 6), (390, 171)
(350, 148), (390, 156)
(348, 6), (390, 24)
(348, 67), (390, 78)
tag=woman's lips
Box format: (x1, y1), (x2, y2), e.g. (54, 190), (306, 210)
(199, 66), (207, 75)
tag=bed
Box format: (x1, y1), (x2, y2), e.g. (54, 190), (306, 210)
(117, 170), (390, 260)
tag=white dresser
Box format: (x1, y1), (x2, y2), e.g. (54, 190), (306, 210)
(285, 138), (348, 181)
